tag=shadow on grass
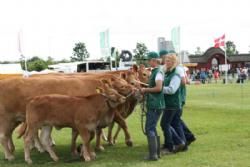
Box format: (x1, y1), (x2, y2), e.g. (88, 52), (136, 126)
(0, 142), (149, 166)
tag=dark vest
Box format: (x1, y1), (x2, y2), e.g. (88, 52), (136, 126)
(146, 67), (165, 110)
(164, 68), (181, 109)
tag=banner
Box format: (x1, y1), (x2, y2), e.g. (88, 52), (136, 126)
(171, 26), (180, 52)
(100, 29), (110, 59)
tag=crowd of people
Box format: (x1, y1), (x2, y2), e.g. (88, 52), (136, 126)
(141, 50), (195, 161)
(189, 67), (250, 84)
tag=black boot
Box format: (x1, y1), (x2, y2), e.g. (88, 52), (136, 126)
(144, 136), (158, 161)
(156, 136), (161, 158)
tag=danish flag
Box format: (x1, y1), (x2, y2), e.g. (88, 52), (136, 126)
(214, 34), (225, 48)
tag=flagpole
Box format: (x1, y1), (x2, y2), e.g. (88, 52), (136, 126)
(224, 34), (228, 84)
(18, 30), (28, 77)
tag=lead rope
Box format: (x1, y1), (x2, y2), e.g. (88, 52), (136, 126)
(140, 95), (147, 136)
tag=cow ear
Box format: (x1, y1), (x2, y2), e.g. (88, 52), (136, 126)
(96, 87), (104, 93)
(101, 79), (112, 86)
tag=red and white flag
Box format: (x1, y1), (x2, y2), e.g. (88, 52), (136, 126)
(214, 34), (225, 48)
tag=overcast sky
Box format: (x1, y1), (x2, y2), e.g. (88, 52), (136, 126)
(0, 0), (250, 61)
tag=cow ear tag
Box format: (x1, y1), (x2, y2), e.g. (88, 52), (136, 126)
(96, 88), (101, 93)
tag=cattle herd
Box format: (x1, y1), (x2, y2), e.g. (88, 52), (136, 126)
(0, 69), (150, 164)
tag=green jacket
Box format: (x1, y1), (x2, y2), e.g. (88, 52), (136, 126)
(146, 67), (165, 110)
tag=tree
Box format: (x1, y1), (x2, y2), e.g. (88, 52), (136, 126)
(21, 56), (48, 72)
(226, 41), (238, 55)
(71, 42), (90, 62)
(46, 56), (54, 65)
(195, 47), (203, 55)
(133, 42), (148, 65)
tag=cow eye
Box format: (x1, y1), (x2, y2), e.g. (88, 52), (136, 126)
(143, 73), (147, 76)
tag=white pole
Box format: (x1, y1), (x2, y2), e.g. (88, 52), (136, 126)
(224, 35), (228, 84)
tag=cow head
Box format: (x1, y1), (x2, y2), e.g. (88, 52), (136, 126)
(96, 84), (126, 108)
(138, 68), (150, 85)
(101, 77), (135, 97)
(120, 71), (141, 88)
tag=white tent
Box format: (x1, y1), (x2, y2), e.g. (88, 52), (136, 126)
(0, 64), (23, 74)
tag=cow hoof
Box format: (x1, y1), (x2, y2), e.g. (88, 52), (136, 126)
(90, 152), (96, 160)
(5, 155), (15, 161)
(84, 156), (91, 162)
(52, 156), (59, 162)
(26, 159), (33, 165)
(95, 146), (105, 152)
(108, 141), (114, 146)
(126, 140), (133, 147)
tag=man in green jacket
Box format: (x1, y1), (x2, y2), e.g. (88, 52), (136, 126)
(140, 51), (165, 161)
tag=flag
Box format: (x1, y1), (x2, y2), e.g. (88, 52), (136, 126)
(214, 34), (225, 48)
(171, 26), (180, 52)
(100, 29), (110, 59)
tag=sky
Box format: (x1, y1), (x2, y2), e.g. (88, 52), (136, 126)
(0, 0), (250, 61)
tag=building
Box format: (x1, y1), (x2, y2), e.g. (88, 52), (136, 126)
(0, 64), (23, 74)
(157, 37), (175, 52)
(187, 47), (250, 71)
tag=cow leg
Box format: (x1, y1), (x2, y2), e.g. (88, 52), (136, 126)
(113, 125), (122, 144)
(71, 129), (79, 157)
(0, 133), (15, 161)
(78, 129), (91, 162)
(95, 129), (105, 151)
(40, 126), (59, 162)
(8, 137), (15, 153)
(0, 116), (16, 161)
(114, 112), (133, 147)
(24, 127), (35, 164)
(34, 131), (45, 153)
(40, 126), (52, 149)
(89, 131), (96, 160)
(107, 122), (115, 145)
(102, 130), (108, 142)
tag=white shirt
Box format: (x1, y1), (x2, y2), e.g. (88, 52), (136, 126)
(175, 65), (185, 78)
(155, 72), (164, 81)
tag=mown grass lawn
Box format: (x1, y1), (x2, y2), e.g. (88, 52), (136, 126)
(1, 81), (250, 167)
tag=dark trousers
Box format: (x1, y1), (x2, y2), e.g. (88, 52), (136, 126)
(161, 108), (184, 150)
(145, 109), (162, 137)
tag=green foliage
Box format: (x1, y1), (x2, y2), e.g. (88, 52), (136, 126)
(71, 42), (90, 62)
(46, 56), (54, 65)
(133, 42), (148, 65)
(226, 41), (238, 55)
(21, 56), (48, 72)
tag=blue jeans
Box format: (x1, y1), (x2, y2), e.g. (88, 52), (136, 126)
(171, 108), (186, 143)
(161, 108), (184, 150)
(145, 109), (162, 137)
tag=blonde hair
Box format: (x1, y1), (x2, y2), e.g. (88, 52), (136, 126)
(165, 53), (178, 71)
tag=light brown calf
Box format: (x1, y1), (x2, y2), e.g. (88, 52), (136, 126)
(24, 87), (126, 164)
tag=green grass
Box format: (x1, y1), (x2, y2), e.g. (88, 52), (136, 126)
(1, 81), (250, 167)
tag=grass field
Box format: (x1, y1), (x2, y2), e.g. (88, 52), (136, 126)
(1, 81), (250, 167)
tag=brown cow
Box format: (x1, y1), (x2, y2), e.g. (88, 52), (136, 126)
(23, 86), (126, 164)
(19, 72), (142, 154)
(0, 76), (134, 160)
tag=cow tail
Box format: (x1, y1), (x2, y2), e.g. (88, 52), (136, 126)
(17, 122), (27, 139)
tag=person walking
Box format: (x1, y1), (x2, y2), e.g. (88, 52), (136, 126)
(140, 51), (165, 161)
(160, 53), (185, 154)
